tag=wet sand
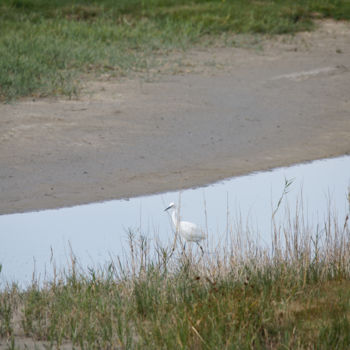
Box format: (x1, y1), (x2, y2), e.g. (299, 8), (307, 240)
(0, 20), (349, 215)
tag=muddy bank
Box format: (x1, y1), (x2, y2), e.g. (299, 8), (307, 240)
(0, 21), (349, 215)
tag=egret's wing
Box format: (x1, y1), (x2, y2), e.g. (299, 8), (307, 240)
(180, 221), (197, 233)
(179, 221), (206, 242)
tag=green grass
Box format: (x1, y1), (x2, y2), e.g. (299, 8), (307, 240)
(7, 267), (350, 349)
(2, 249), (350, 348)
(1, 0), (350, 100)
(1, 190), (350, 349)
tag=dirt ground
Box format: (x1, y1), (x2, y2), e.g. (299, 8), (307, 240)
(0, 20), (350, 215)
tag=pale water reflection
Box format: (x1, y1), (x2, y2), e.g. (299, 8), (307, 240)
(1, 156), (349, 287)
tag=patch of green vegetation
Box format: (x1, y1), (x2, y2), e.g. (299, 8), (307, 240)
(2, 260), (350, 348)
(1, 0), (349, 100)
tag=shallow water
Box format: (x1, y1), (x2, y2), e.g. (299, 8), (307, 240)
(1, 156), (349, 287)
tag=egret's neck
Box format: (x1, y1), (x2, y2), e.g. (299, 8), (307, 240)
(171, 209), (178, 228)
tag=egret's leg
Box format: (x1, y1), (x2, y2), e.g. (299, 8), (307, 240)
(180, 242), (187, 258)
(196, 242), (204, 256)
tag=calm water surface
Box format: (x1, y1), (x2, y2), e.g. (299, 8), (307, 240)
(1, 156), (349, 286)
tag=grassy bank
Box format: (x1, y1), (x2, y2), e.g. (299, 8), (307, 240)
(1, 0), (350, 101)
(1, 191), (350, 349)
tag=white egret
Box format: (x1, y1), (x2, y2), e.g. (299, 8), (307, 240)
(164, 202), (206, 253)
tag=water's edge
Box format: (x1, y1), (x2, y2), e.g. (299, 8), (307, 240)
(1, 156), (349, 286)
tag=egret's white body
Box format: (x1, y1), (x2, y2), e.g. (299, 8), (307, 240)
(164, 203), (206, 244)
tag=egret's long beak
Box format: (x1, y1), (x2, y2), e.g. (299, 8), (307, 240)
(164, 205), (172, 211)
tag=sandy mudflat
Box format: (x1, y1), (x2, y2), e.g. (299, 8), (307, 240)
(0, 20), (349, 215)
